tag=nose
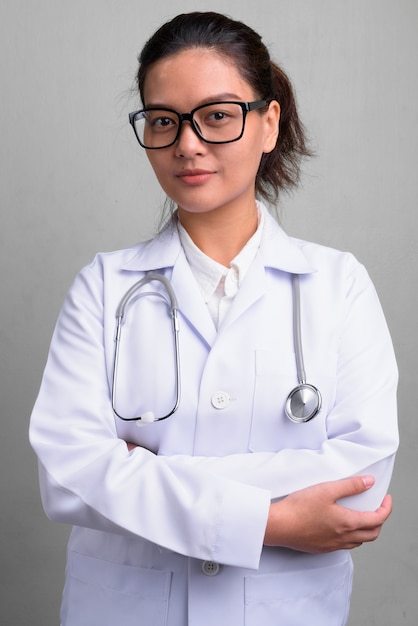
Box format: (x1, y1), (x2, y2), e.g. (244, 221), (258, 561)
(174, 119), (206, 158)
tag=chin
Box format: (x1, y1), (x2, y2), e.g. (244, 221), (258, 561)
(174, 196), (220, 215)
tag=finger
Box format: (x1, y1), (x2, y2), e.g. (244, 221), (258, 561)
(355, 526), (383, 543)
(323, 540), (364, 553)
(373, 494), (392, 521)
(376, 494), (392, 515)
(349, 500), (392, 531)
(325, 475), (376, 501)
(358, 494), (392, 527)
(338, 520), (386, 548)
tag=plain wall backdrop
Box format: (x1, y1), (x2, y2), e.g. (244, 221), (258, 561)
(0, 1), (416, 623)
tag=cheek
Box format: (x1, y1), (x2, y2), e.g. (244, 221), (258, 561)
(236, 125), (266, 168)
(146, 154), (171, 185)
(146, 152), (163, 173)
(228, 144), (263, 182)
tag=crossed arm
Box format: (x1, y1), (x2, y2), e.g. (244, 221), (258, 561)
(126, 441), (392, 554)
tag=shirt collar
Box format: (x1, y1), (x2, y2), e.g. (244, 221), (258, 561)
(176, 206), (265, 302)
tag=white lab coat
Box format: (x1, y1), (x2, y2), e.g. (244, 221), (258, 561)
(30, 207), (398, 626)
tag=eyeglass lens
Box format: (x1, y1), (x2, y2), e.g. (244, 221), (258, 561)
(134, 102), (246, 148)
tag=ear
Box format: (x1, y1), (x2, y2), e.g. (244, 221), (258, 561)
(262, 100), (280, 153)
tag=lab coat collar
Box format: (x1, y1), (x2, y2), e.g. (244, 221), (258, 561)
(258, 207), (316, 275)
(121, 223), (184, 272)
(119, 207), (316, 347)
(120, 206), (316, 276)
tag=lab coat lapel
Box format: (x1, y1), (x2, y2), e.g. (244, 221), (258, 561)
(170, 252), (218, 348)
(219, 211), (316, 331)
(220, 254), (268, 330)
(121, 222), (217, 347)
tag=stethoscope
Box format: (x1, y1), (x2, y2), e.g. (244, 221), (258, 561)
(111, 272), (321, 424)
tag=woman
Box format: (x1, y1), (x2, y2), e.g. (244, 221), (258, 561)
(30, 12), (398, 626)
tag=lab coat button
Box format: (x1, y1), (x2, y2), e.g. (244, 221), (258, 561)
(211, 391), (230, 409)
(202, 561), (220, 576)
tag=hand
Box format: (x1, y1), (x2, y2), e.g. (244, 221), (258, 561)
(264, 476), (392, 553)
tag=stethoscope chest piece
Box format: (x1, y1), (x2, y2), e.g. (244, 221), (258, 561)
(285, 383), (322, 423)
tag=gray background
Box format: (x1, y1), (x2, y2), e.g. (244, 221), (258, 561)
(0, 0), (416, 624)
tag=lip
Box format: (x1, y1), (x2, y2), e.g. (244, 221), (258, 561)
(176, 169), (215, 185)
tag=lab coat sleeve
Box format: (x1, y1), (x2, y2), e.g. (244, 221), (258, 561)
(163, 257), (399, 511)
(29, 259), (270, 570)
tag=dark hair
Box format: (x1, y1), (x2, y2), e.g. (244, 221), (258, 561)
(136, 12), (311, 204)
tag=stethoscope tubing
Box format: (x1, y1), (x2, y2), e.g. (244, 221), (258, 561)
(111, 271), (321, 424)
(112, 272), (181, 422)
(291, 274), (306, 384)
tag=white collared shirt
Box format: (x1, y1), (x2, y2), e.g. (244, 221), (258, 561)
(177, 204), (264, 328)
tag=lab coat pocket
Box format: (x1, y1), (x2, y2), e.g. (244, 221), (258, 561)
(244, 558), (353, 626)
(62, 551), (172, 626)
(249, 350), (337, 452)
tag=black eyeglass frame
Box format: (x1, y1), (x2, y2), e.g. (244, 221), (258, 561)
(128, 100), (269, 149)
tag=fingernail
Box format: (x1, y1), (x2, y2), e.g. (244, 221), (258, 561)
(362, 475), (375, 488)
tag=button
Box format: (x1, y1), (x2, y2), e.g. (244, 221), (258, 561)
(202, 561), (220, 576)
(211, 391), (230, 409)
(224, 271), (239, 297)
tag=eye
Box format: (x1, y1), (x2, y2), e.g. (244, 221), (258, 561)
(206, 109), (232, 124)
(144, 111), (178, 131)
(208, 111), (228, 121)
(152, 116), (176, 128)
(199, 103), (241, 127)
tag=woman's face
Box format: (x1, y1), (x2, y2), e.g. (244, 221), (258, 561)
(142, 48), (280, 218)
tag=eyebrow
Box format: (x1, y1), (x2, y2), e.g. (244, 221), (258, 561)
(145, 93), (245, 109)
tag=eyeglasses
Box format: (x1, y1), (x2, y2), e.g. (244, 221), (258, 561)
(128, 100), (268, 149)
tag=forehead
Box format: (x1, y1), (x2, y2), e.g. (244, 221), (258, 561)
(142, 48), (256, 107)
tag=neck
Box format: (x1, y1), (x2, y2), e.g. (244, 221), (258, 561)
(177, 201), (259, 266)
